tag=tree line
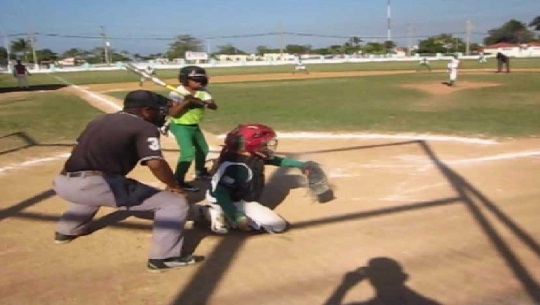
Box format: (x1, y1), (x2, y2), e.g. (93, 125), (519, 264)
(1, 17), (538, 66)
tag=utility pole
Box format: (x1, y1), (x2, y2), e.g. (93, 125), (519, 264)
(100, 25), (110, 65)
(4, 31), (11, 72)
(387, 0), (392, 42)
(277, 21), (285, 57)
(407, 24), (415, 56)
(465, 20), (472, 55)
(30, 31), (38, 69)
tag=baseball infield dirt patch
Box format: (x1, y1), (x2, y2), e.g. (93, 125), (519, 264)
(1, 71), (539, 305)
(401, 81), (502, 95)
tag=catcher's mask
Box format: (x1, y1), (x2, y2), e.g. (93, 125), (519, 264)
(178, 65), (208, 87)
(224, 124), (278, 159)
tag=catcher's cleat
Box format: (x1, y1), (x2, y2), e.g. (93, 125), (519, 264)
(147, 255), (204, 273)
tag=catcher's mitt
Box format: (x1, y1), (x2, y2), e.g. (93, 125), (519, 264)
(303, 161), (335, 203)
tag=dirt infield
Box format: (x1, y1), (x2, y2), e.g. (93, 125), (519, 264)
(1, 71), (540, 305)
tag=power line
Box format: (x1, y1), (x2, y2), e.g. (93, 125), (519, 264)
(25, 31), (485, 41)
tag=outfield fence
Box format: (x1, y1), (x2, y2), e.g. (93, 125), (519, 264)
(0, 53), (511, 74)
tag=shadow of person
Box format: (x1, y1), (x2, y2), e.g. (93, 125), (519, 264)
(0, 84), (68, 93)
(258, 173), (306, 210)
(324, 257), (443, 305)
(84, 209), (212, 255)
(185, 179), (210, 204)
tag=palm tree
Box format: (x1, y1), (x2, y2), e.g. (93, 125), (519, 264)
(10, 38), (31, 61)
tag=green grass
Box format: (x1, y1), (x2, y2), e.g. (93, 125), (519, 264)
(1, 65), (539, 145)
(0, 92), (102, 150)
(106, 71), (540, 138)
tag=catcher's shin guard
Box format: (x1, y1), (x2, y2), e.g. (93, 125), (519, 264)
(202, 204), (229, 234)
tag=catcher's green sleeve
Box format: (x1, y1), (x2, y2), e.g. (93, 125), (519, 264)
(266, 156), (305, 168)
(213, 185), (244, 223)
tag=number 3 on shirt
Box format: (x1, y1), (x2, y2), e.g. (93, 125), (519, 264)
(147, 137), (160, 151)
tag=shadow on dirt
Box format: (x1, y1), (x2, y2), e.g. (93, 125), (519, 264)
(5, 139), (540, 304)
(0, 84), (68, 94)
(324, 257), (442, 305)
(0, 131), (73, 155)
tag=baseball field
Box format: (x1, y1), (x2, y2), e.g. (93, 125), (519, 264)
(1, 59), (540, 305)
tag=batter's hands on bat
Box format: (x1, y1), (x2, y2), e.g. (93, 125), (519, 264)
(182, 95), (207, 108)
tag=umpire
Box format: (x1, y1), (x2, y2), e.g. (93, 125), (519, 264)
(496, 52), (510, 73)
(53, 90), (204, 273)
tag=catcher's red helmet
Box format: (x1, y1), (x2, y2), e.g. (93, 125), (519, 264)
(224, 123), (278, 158)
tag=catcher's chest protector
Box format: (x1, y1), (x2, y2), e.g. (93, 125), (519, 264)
(231, 156), (265, 202)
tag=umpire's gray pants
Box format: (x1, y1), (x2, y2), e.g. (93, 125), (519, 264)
(53, 174), (189, 260)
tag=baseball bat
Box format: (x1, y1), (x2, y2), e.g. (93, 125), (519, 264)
(123, 63), (185, 97)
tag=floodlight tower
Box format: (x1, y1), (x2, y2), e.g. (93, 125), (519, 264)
(387, 0), (392, 42)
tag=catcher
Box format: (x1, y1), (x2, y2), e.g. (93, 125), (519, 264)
(197, 123), (334, 234)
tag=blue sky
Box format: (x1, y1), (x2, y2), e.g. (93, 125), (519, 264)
(1, 0), (539, 55)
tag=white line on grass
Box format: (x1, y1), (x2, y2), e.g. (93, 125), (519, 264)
(54, 75), (122, 111)
(276, 132), (499, 145)
(445, 150), (540, 165)
(218, 132), (498, 145)
(0, 153), (71, 174)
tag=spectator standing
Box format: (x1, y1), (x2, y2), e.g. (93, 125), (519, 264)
(13, 60), (31, 89)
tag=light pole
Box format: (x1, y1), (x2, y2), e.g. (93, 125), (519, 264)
(100, 26), (110, 65)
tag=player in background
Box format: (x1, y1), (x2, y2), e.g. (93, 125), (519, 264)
(496, 52), (510, 73)
(478, 52), (487, 63)
(292, 55), (309, 74)
(140, 65), (156, 87)
(446, 54), (460, 87)
(417, 57), (432, 72)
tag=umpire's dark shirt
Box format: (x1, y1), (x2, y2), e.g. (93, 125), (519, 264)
(64, 112), (164, 175)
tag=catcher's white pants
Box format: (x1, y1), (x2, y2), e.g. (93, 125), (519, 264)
(204, 201), (287, 234)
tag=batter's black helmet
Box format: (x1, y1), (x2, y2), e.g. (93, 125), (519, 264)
(178, 65), (208, 86)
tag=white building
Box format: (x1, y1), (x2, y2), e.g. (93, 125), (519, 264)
(482, 42), (540, 57)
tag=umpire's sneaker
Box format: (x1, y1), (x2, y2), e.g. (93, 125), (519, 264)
(54, 232), (78, 244)
(147, 255), (205, 273)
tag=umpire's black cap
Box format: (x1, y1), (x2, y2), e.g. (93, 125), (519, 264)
(123, 90), (170, 109)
